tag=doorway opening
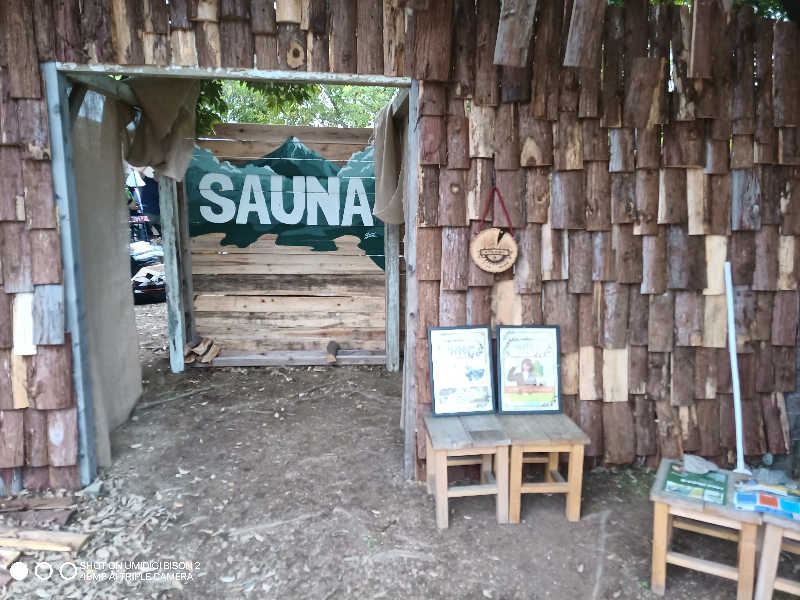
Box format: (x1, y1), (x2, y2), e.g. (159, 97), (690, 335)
(47, 64), (410, 483)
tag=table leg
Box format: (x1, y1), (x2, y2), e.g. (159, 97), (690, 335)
(509, 445), (523, 523)
(546, 452), (559, 482)
(425, 433), (434, 495)
(565, 444), (584, 522)
(754, 523), (783, 600)
(481, 454), (492, 484)
(433, 449), (449, 529)
(495, 447), (509, 524)
(651, 501), (669, 596)
(737, 522), (758, 600)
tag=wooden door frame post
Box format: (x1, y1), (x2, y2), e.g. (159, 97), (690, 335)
(42, 62), (98, 486)
(402, 80), (420, 479)
(159, 176), (186, 373)
(178, 181), (196, 345)
(384, 223), (400, 372)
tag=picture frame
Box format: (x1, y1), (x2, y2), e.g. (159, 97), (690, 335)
(496, 326), (562, 414)
(428, 326), (496, 416)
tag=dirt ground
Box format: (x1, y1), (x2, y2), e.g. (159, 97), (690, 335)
(2, 302), (798, 599)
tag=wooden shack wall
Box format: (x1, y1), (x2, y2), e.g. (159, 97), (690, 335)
(409, 0), (800, 472)
(193, 124), (385, 354)
(0, 0), (402, 491)
(0, 0), (798, 491)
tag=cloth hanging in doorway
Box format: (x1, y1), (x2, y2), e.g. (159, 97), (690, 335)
(372, 102), (406, 224)
(126, 78), (201, 181)
(72, 92), (142, 467)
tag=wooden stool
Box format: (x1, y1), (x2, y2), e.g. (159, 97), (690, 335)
(754, 514), (800, 599)
(424, 414), (510, 529)
(499, 414), (590, 523)
(649, 459), (761, 600)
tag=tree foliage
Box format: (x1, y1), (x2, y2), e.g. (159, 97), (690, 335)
(195, 79), (395, 134)
(195, 80), (318, 135)
(219, 81), (395, 128)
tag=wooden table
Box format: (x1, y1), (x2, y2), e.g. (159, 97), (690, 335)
(649, 459), (761, 600)
(499, 413), (591, 523)
(755, 513), (800, 599)
(424, 414), (510, 529)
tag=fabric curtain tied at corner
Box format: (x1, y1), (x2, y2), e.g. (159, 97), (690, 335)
(126, 79), (202, 182)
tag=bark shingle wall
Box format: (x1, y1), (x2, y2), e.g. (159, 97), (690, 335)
(409, 0), (799, 470)
(0, 0), (798, 490)
(0, 0), (403, 492)
(0, 0), (78, 492)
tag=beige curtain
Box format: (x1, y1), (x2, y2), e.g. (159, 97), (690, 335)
(72, 92), (142, 467)
(372, 103), (406, 225)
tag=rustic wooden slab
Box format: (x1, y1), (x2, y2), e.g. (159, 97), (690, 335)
(412, 0), (454, 81)
(474, 0), (501, 106)
(28, 343), (74, 410)
(425, 414), (510, 450)
(32, 284), (64, 345)
(23, 408), (48, 467)
(601, 6), (624, 127)
(603, 401), (635, 463)
(451, 0), (476, 97)
(0, 223), (33, 293)
(0, 411), (24, 468)
(648, 292), (674, 352)
(498, 413), (589, 445)
(493, 0), (538, 67)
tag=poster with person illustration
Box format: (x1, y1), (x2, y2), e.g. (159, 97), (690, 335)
(428, 326), (496, 416)
(497, 326), (562, 414)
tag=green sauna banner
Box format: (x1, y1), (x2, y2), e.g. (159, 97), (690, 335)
(185, 137), (384, 269)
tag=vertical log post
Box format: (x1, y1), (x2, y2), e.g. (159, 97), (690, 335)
(42, 63), (96, 487)
(158, 176), (185, 374)
(403, 81), (420, 479)
(385, 222), (400, 372)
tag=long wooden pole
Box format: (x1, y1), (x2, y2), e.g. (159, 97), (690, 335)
(56, 63), (411, 87)
(724, 261), (749, 475)
(178, 181), (196, 345)
(402, 81), (420, 479)
(159, 176), (186, 374)
(385, 222), (400, 372)
(42, 62), (98, 486)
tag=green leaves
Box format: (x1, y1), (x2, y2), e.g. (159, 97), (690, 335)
(195, 80), (320, 135)
(195, 79), (396, 134)
(219, 81), (395, 128)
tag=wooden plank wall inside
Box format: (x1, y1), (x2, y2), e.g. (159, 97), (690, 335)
(198, 124), (375, 165)
(192, 124), (385, 355)
(191, 232), (387, 353)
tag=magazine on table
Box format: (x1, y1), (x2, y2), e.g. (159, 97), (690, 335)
(735, 482), (800, 521)
(663, 463), (728, 505)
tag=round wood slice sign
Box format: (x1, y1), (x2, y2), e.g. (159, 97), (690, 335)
(470, 227), (518, 273)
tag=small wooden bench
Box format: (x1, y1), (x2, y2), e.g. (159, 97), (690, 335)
(499, 413), (590, 523)
(755, 514), (800, 599)
(649, 459), (761, 600)
(424, 414), (511, 529)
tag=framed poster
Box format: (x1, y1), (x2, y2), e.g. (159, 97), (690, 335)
(428, 327), (496, 416)
(497, 326), (562, 414)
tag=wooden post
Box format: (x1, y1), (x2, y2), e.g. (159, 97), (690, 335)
(384, 222), (400, 372)
(651, 501), (670, 595)
(159, 176), (185, 374)
(495, 445), (509, 524)
(42, 62), (97, 487)
(403, 80), (420, 480)
(178, 181), (195, 344)
(566, 444), (585, 521)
